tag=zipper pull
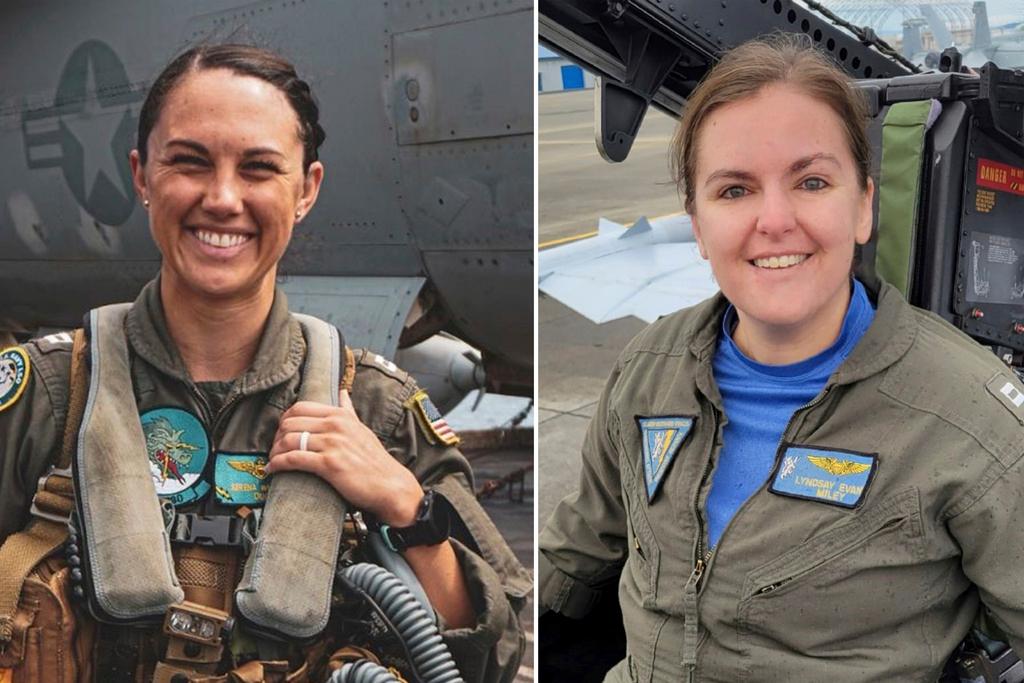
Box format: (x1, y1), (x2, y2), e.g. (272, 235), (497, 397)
(757, 578), (791, 595)
(634, 536), (646, 561)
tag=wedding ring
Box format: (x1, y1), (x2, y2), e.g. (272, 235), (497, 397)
(299, 430), (310, 452)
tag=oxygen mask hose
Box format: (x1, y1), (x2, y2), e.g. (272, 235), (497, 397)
(337, 563), (465, 683)
(329, 660), (401, 683)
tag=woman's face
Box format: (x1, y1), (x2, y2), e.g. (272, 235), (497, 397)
(130, 68), (323, 301)
(690, 83), (873, 348)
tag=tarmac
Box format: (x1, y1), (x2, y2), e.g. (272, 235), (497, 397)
(538, 88), (676, 529)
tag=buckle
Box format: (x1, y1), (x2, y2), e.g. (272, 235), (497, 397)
(170, 513), (245, 547)
(29, 466), (73, 524)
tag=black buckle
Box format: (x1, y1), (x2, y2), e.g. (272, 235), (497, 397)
(170, 513), (244, 547)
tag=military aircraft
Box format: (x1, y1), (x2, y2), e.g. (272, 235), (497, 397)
(0, 0), (534, 406)
(540, 0), (1024, 679)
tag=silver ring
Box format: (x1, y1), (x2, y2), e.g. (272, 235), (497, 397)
(299, 430), (310, 452)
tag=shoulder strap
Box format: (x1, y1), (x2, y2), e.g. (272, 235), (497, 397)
(0, 329), (86, 645)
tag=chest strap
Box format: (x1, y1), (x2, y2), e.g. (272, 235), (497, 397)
(74, 306), (347, 638)
(235, 313), (347, 639)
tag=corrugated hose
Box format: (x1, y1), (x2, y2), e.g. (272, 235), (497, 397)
(332, 562), (465, 683)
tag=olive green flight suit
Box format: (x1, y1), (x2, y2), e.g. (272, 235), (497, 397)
(0, 279), (531, 683)
(540, 281), (1024, 682)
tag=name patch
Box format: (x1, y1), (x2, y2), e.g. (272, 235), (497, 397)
(636, 415), (694, 502)
(770, 445), (877, 508)
(986, 372), (1024, 422)
(215, 453), (270, 506)
(0, 347), (30, 412)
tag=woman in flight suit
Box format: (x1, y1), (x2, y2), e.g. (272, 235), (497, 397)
(0, 44), (528, 682)
(540, 34), (1024, 682)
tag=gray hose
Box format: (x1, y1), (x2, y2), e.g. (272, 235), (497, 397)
(340, 563), (465, 683)
(329, 660), (400, 683)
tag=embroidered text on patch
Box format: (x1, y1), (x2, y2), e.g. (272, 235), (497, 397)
(770, 445), (877, 508)
(405, 389), (460, 446)
(636, 416), (694, 502)
(0, 347), (30, 412)
(215, 453), (270, 505)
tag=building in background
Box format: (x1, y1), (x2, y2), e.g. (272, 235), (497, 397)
(538, 46), (596, 92)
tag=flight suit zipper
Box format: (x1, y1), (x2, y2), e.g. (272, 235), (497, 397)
(682, 384), (834, 678)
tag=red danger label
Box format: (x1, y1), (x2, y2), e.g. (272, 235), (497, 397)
(977, 158), (1024, 196)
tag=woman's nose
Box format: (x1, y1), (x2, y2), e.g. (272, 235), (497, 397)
(755, 185), (798, 237)
(201, 170), (244, 217)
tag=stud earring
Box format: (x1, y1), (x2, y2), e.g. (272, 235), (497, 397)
(295, 209), (302, 220)
(143, 199), (150, 208)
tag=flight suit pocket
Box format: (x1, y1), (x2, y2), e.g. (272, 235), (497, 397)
(738, 488), (925, 656)
(621, 465), (660, 608)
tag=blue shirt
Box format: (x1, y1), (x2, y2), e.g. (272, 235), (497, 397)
(705, 279), (875, 549)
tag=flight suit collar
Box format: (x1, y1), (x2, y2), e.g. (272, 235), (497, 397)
(124, 276), (305, 392)
(684, 279), (917, 388)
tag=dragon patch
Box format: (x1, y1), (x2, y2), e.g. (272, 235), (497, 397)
(140, 407), (211, 506)
(769, 445), (877, 508)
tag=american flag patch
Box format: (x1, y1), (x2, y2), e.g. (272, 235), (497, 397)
(405, 389), (460, 446)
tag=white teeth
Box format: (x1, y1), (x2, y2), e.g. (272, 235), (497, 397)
(195, 230), (251, 248)
(752, 254), (808, 269)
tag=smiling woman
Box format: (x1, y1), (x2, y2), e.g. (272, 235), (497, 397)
(540, 33), (1024, 682)
(0, 44), (527, 683)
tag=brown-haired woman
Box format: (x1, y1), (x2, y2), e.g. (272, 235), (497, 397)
(0, 44), (528, 683)
(540, 33), (1024, 681)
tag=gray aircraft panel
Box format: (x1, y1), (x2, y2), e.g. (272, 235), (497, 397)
(0, 0), (533, 389)
(278, 275), (424, 359)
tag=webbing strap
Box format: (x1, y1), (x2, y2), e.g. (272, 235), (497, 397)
(0, 329), (86, 644)
(876, 100), (935, 298)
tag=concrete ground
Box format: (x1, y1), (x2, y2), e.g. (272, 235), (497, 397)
(538, 88), (675, 529)
(538, 89), (681, 246)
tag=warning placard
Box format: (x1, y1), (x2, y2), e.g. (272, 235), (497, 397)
(977, 157), (1024, 196)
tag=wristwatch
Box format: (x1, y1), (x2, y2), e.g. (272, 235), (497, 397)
(378, 490), (454, 552)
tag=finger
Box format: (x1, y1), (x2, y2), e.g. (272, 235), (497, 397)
(270, 429), (328, 456)
(282, 400), (338, 418)
(265, 449), (324, 476)
(338, 388), (353, 411)
(278, 415), (333, 435)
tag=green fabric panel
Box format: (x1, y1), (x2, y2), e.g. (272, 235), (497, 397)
(876, 100), (933, 297)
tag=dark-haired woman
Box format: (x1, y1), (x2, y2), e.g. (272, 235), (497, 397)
(0, 44), (528, 683)
(540, 35), (1024, 682)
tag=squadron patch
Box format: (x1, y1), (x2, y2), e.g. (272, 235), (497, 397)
(769, 445), (877, 509)
(141, 407), (211, 506)
(215, 453), (270, 506)
(405, 389), (460, 446)
(0, 347), (30, 412)
(636, 415), (694, 502)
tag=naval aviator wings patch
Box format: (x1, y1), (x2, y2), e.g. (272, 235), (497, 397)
(636, 415), (694, 502)
(769, 445), (878, 509)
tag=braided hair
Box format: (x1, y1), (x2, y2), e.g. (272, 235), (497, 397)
(137, 44), (326, 173)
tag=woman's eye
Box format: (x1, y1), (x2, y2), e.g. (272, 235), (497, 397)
(721, 186), (747, 200)
(244, 160), (282, 174)
(170, 154), (208, 167)
(801, 177), (828, 191)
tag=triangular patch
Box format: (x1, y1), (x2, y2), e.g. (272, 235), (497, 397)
(636, 415), (694, 502)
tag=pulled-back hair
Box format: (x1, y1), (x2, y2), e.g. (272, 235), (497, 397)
(670, 33), (870, 214)
(136, 44), (326, 172)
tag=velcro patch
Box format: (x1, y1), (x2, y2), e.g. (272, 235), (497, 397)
(636, 415), (694, 502)
(985, 372), (1024, 423)
(215, 453), (270, 506)
(0, 347), (30, 413)
(141, 407), (211, 507)
(405, 389), (460, 446)
(769, 445), (877, 509)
